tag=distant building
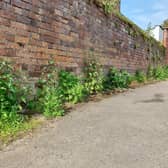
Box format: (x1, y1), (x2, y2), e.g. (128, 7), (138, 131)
(150, 25), (163, 42)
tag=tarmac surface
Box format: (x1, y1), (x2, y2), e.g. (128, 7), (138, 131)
(1, 81), (168, 168)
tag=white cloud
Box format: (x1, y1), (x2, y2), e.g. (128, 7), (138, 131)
(152, 0), (168, 11)
(151, 0), (168, 25)
(123, 0), (168, 29)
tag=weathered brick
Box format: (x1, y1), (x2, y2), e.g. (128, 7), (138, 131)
(0, 0), (165, 77)
(15, 36), (29, 44)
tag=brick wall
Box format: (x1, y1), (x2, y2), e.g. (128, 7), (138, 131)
(163, 28), (168, 64)
(0, 0), (166, 77)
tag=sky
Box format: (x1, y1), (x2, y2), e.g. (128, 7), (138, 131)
(121, 0), (168, 30)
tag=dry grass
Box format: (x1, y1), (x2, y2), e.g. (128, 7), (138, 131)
(0, 117), (45, 149)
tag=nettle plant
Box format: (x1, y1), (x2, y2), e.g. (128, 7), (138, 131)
(91, 0), (119, 14)
(84, 57), (104, 94)
(36, 61), (87, 117)
(37, 61), (64, 118)
(104, 67), (132, 89)
(58, 70), (86, 104)
(0, 61), (29, 131)
(152, 66), (168, 80)
(134, 70), (146, 83)
(146, 65), (168, 81)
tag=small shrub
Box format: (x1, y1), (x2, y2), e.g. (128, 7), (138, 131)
(37, 60), (59, 88)
(104, 67), (132, 89)
(143, 65), (168, 82)
(152, 66), (167, 80)
(104, 67), (119, 89)
(163, 66), (168, 78)
(0, 61), (29, 136)
(0, 61), (28, 112)
(37, 61), (64, 118)
(84, 58), (104, 94)
(119, 70), (132, 88)
(39, 87), (64, 118)
(66, 84), (86, 104)
(134, 70), (146, 83)
(58, 70), (86, 104)
(146, 65), (154, 80)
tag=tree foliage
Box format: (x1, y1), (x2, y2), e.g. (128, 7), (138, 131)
(163, 19), (168, 27)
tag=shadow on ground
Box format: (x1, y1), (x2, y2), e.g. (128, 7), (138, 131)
(136, 93), (165, 104)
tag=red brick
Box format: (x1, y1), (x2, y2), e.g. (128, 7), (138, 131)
(0, 0), (165, 77)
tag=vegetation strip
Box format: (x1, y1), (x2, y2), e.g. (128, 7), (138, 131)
(1, 57), (168, 146)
